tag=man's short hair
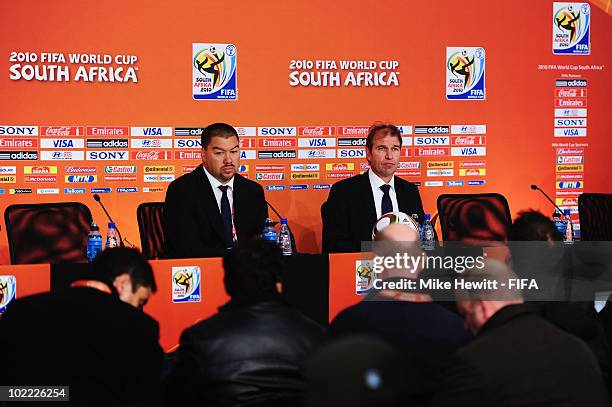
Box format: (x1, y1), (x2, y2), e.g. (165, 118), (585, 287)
(201, 122), (239, 149)
(91, 247), (157, 293)
(223, 239), (282, 301)
(455, 259), (522, 302)
(509, 210), (563, 241)
(365, 122), (402, 150)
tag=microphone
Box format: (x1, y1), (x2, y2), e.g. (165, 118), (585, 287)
(93, 194), (125, 247)
(530, 184), (565, 215)
(266, 200), (297, 253)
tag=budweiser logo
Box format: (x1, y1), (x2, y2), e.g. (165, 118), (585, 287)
(44, 126), (71, 136)
(135, 151), (160, 160)
(557, 148), (584, 155)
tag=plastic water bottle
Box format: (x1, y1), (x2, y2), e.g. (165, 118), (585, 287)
(105, 222), (119, 249)
(421, 214), (435, 251)
(87, 222), (103, 262)
(563, 209), (574, 244)
(552, 211), (566, 238)
(277, 218), (293, 256)
(411, 213), (422, 240)
(262, 217), (277, 243)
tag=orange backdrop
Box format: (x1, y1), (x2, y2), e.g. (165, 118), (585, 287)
(0, 1), (610, 263)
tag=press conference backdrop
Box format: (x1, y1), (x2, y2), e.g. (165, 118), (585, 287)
(0, 1), (610, 263)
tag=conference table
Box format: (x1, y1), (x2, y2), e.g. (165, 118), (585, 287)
(0, 253), (368, 351)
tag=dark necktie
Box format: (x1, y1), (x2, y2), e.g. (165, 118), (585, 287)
(380, 184), (393, 215)
(218, 185), (233, 249)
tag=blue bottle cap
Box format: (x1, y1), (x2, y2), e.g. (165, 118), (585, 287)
(108, 222), (116, 229)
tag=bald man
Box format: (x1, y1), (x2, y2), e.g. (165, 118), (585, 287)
(432, 260), (610, 407)
(328, 217), (471, 407)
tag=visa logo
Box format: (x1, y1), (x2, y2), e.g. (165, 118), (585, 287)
(309, 139), (327, 147)
(53, 139), (73, 148)
(144, 128), (162, 136)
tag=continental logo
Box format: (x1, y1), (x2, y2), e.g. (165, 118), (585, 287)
(0, 176), (16, 183)
(144, 166), (175, 174)
(556, 164), (584, 172)
(291, 172), (319, 180)
(24, 166), (58, 174)
(325, 163), (354, 171)
(459, 168), (486, 176)
(426, 161), (453, 169)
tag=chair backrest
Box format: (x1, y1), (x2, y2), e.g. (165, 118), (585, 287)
(578, 193), (612, 241)
(137, 202), (165, 260)
(436, 193), (511, 242)
(4, 202), (93, 264)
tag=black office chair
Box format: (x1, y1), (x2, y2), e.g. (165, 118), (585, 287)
(578, 193), (612, 241)
(4, 202), (93, 264)
(137, 202), (166, 260)
(437, 193), (512, 242)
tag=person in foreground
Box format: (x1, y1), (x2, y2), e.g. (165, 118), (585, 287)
(431, 259), (610, 407)
(165, 239), (324, 406)
(327, 216), (471, 406)
(164, 122), (268, 258)
(322, 122), (424, 253)
(0, 247), (163, 406)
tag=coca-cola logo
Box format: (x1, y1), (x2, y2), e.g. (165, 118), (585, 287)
(135, 151), (160, 160)
(557, 89), (578, 97)
(44, 126), (72, 136)
(300, 126), (331, 136)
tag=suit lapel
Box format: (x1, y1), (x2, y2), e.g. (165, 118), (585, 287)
(360, 172), (378, 228)
(395, 177), (409, 212)
(194, 165), (226, 242)
(232, 174), (246, 238)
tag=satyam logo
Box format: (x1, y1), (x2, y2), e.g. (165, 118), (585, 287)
(257, 150), (296, 159)
(105, 166), (137, 174)
(144, 166), (174, 174)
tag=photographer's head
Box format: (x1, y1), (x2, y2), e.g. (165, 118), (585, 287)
(91, 247), (157, 308)
(223, 239), (282, 302)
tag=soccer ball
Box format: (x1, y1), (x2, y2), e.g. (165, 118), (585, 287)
(371, 211), (419, 239)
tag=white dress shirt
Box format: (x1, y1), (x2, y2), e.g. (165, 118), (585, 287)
(202, 166), (237, 239)
(368, 169), (398, 219)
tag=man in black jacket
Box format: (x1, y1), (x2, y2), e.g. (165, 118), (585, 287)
(432, 259), (610, 407)
(0, 247), (163, 406)
(322, 123), (424, 253)
(164, 123), (268, 258)
(165, 239), (324, 406)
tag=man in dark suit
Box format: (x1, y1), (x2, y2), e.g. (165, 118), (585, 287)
(322, 123), (424, 253)
(0, 247), (164, 406)
(328, 222), (471, 406)
(165, 239), (324, 406)
(431, 259), (610, 407)
(164, 123), (267, 258)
